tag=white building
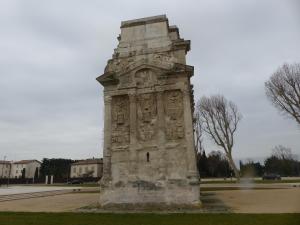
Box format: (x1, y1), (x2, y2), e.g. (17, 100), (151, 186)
(0, 161), (11, 178)
(10, 160), (41, 179)
(70, 158), (103, 178)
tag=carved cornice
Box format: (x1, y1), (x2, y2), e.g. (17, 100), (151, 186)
(96, 72), (119, 86)
(172, 39), (190, 53)
(121, 15), (168, 28)
(104, 95), (112, 104)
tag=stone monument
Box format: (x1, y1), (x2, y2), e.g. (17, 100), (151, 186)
(97, 15), (200, 207)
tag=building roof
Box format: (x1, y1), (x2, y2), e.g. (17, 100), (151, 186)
(0, 160), (11, 164)
(13, 160), (41, 164)
(71, 158), (103, 166)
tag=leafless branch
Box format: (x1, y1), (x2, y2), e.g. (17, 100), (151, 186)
(272, 145), (293, 160)
(194, 111), (205, 153)
(196, 95), (242, 179)
(265, 63), (300, 125)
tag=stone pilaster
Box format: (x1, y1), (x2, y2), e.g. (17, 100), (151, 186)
(182, 88), (199, 182)
(156, 91), (167, 178)
(102, 95), (112, 184)
(128, 93), (138, 177)
(129, 93), (137, 145)
(156, 91), (165, 144)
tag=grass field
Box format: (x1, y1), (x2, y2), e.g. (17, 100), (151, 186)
(200, 179), (300, 184)
(200, 186), (283, 191)
(0, 212), (299, 225)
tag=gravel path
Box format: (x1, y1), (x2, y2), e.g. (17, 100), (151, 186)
(214, 188), (300, 213)
(0, 186), (81, 195)
(0, 186), (299, 213)
(0, 193), (99, 212)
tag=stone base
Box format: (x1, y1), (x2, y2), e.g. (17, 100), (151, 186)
(96, 202), (202, 211)
(99, 180), (200, 207)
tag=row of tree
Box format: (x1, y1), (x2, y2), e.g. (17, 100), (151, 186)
(39, 158), (75, 179)
(197, 145), (300, 178)
(197, 150), (233, 178)
(194, 62), (300, 180)
(241, 145), (300, 177)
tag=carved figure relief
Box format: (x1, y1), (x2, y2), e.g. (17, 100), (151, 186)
(135, 69), (156, 88)
(111, 95), (130, 145)
(164, 90), (184, 140)
(153, 53), (176, 66)
(137, 93), (157, 141)
(105, 53), (177, 76)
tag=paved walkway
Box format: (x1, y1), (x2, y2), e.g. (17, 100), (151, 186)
(0, 193), (98, 212)
(0, 186), (81, 195)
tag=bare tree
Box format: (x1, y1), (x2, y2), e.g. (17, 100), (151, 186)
(265, 63), (300, 125)
(272, 145), (293, 161)
(194, 111), (205, 154)
(196, 95), (242, 179)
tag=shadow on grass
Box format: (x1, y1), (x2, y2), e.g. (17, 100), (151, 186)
(200, 192), (232, 213)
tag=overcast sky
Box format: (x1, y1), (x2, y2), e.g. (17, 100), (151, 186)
(0, 0), (299, 162)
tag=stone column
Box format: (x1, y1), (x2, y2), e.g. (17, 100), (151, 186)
(182, 88), (199, 181)
(102, 95), (112, 184)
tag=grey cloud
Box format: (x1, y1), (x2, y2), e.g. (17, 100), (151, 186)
(0, 0), (299, 161)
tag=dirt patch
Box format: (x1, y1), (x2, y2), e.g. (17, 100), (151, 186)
(214, 188), (300, 213)
(0, 188), (299, 213)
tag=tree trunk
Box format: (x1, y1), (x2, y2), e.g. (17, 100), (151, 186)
(227, 154), (240, 181)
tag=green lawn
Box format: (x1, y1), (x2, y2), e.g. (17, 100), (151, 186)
(200, 179), (300, 184)
(0, 212), (299, 225)
(200, 186), (282, 191)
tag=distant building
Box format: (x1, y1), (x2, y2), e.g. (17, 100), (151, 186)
(10, 160), (41, 179)
(0, 161), (11, 178)
(70, 158), (103, 178)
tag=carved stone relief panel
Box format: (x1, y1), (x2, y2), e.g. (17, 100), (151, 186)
(105, 53), (176, 73)
(111, 95), (130, 146)
(135, 69), (156, 88)
(105, 58), (130, 73)
(137, 93), (157, 141)
(153, 53), (177, 67)
(164, 90), (184, 140)
(118, 74), (133, 88)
